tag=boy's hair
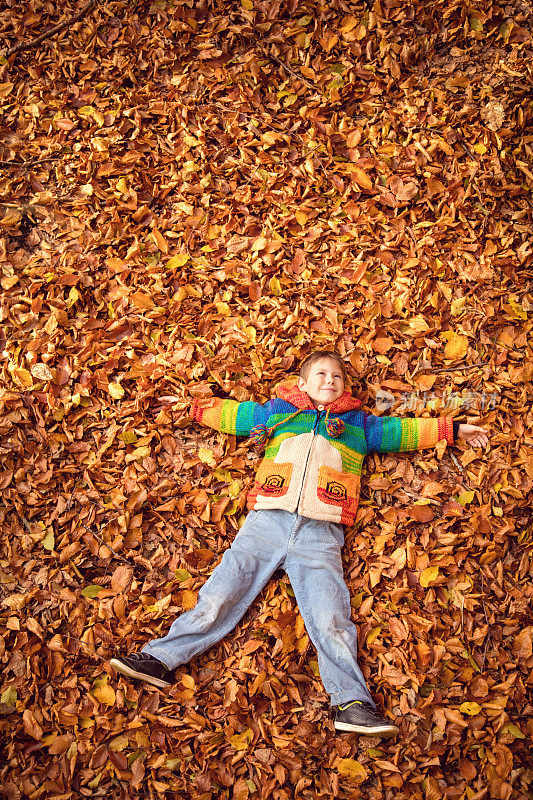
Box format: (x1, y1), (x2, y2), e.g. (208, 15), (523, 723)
(299, 350), (347, 381)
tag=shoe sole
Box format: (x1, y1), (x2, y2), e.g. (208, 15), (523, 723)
(109, 658), (171, 689)
(335, 721), (399, 736)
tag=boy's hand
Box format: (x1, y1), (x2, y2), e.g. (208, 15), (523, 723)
(457, 424), (489, 448)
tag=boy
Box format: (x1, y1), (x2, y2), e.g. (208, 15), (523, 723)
(111, 350), (488, 737)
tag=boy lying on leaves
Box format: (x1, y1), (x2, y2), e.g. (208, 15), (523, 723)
(111, 349), (489, 737)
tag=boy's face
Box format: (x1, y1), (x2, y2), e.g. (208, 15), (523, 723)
(297, 357), (345, 407)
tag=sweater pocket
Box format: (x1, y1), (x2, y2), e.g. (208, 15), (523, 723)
(316, 466), (360, 522)
(255, 461), (293, 498)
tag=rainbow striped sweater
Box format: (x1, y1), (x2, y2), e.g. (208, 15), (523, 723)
(192, 381), (455, 526)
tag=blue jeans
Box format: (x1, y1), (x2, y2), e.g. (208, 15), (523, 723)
(142, 509), (375, 707)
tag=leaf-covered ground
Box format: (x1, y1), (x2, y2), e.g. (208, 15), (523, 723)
(1, 0), (532, 798)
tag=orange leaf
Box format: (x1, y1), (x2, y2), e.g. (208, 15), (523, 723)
(130, 291), (155, 310)
(347, 165), (374, 193)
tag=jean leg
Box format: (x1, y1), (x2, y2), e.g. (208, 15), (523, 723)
(284, 518), (375, 708)
(142, 511), (285, 669)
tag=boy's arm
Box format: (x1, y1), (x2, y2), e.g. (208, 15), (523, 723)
(364, 413), (455, 453)
(191, 397), (274, 437)
(364, 415), (489, 453)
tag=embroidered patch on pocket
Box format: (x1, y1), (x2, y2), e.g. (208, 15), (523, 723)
(255, 461), (293, 497)
(317, 466), (360, 512)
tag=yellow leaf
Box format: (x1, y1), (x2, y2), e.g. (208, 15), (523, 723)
(11, 367), (33, 388)
(473, 143), (487, 154)
(506, 298), (527, 320)
(499, 20), (514, 41)
(443, 332), (468, 359)
(459, 701), (481, 715)
(309, 659), (320, 677)
(337, 759), (367, 780)
(295, 210), (308, 226)
(198, 447), (216, 467)
(129, 446), (150, 460)
(41, 530), (55, 551)
(166, 253), (189, 268)
(261, 131), (280, 145)
(505, 722), (525, 739)
(230, 728), (253, 751)
(241, 0), (253, 8)
(281, 93), (296, 107)
(366, 626), (381, 646)
(457, 490), (475, 506)
(269, 277), (282, 296)
(420, 565), (440, 587)
(67, 286), (80, 307)
(451, 297), (467, 316)
(108, 382), (124, 399)
(109, 735), (129, 751)
(92, 678), (116, 706)
(406, 315), (430, 335)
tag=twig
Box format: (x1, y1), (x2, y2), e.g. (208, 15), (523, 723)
(411, 362), (488, 378)
(77, 516), (149, 571)
(258, 44), (317, 92)
(0, 156), (62, 168)
(3, 0), (97, 57)
(9, 500), (31, 532)
(479, 574), (491, 672)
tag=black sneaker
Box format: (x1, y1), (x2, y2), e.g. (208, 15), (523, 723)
(334, 701), (399, 737)
(109, 653), (173, 689)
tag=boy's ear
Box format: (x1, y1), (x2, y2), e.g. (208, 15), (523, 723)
(297, 376), (306, 391)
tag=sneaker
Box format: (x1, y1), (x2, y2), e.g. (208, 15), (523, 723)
(109, 653), (173, 689)
(334, 701), (399, 737)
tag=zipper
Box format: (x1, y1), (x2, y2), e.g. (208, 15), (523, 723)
(296, 409), (322, 512)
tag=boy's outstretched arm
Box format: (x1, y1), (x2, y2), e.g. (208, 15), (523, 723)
(364, 413), (489, 454)
(191, 396), (274, 437)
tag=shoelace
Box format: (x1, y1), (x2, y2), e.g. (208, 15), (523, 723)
(338, 700), (364, 710)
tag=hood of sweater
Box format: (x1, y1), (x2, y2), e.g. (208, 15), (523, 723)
(275, 379), (362, 413)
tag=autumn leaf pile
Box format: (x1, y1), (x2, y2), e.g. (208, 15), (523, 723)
(0, 0), (532, 798)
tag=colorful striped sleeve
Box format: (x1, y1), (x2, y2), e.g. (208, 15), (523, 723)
(364, 414), (454, 453)
(191, 398), (273, 436)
